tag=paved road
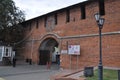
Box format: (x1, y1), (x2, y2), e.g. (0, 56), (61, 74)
(0, 64), (60, 80)
(3, 70), (57, 80)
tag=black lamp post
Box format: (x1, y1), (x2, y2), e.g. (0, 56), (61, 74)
(94, 13), (105, 80)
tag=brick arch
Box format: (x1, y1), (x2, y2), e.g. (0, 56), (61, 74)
(39, 33), (60, 45)
(38, 33), (60, 65)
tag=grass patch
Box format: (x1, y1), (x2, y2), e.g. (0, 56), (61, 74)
(85, 69), (118, 80)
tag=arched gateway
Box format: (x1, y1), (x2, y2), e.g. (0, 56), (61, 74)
(38, 34), (60, 65)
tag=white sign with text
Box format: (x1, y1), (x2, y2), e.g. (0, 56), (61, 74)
(68, 45), (80, 55)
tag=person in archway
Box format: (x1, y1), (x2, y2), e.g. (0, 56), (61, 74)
(56, 53), (60, 65)
(12, 57), (16, 67)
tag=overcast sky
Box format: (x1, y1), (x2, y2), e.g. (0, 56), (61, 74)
(13, 0), (87, 20)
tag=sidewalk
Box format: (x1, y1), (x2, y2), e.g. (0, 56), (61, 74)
(0, 61), (85, 80)
(50, 68), (85, 80)
(0, 63), (59, 77)
(0, 63), (85, 80)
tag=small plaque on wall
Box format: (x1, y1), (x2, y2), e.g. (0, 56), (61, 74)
(61, 50), (68, 54)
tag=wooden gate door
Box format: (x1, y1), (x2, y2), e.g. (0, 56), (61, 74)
(39, 50), (50, 65)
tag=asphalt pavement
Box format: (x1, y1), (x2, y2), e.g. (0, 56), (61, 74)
(0, 63), (60, 80)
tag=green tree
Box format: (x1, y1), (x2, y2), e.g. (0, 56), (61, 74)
(0, 0), (25, 45)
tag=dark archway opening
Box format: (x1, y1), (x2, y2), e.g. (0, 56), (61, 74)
(39, 38), (59, 65)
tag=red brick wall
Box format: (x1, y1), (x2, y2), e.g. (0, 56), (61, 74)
(20, 0), (120, 69)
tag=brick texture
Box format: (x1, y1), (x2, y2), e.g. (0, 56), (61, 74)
(19, 0), (120, 69)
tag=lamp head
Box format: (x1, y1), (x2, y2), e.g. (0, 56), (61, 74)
(94, 13), (100, 22)
(98, 18), (105, 29)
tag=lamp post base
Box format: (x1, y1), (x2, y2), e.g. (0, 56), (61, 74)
(98, 64), (103, 80)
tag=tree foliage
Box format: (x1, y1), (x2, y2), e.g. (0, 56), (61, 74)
(0, 0), (25, 45)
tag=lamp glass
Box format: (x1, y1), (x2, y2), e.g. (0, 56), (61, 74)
(94, 13), (100, 22)
(99, 18), (105, 26)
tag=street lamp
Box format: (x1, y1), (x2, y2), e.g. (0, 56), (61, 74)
(94, 13), (105, 80)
